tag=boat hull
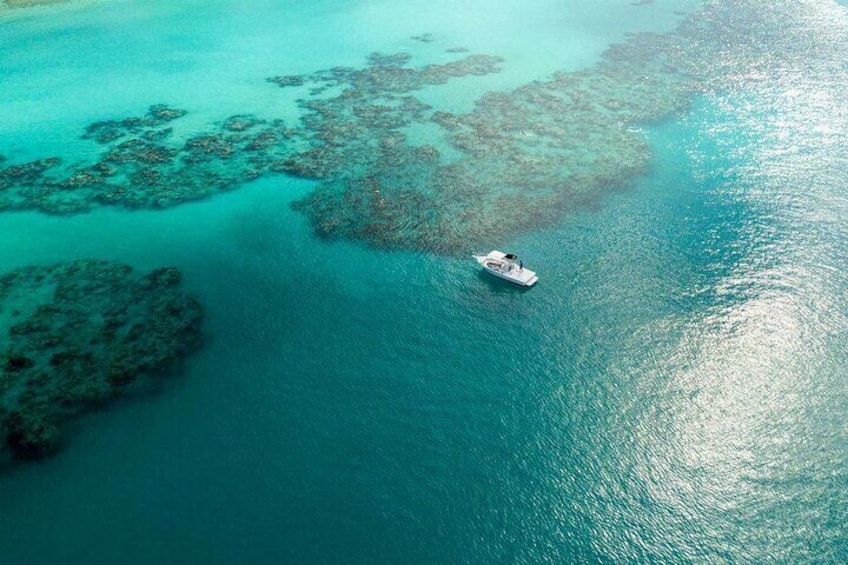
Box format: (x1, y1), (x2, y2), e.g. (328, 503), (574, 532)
(482, 265), (538, 286)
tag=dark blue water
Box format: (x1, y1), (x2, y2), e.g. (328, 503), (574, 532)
(0, 0), (846, 563)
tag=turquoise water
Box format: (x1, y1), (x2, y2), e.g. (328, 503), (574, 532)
(1, 0), (847, 563)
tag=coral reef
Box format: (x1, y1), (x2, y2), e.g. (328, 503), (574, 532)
(0, 54), (500, 219)
(287, 40), (689, 252)
(0, 1), (818, 253)
(0, 105), (301, 213)
(0, 260), (202, 464)
(287, 1), (822, 253)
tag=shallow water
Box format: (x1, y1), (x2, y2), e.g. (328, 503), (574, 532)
(1, 0), (846, 563)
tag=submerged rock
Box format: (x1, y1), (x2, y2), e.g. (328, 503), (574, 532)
(266, 75), (305, 88)
(0, 260), (203, 466)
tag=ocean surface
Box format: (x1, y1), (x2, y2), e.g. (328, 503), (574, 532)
(0, 0), (846, 563)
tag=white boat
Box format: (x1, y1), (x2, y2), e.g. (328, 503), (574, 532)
(472, 250), (538, 287)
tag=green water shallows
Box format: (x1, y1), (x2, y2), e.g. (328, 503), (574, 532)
(1, 0), (847, 563)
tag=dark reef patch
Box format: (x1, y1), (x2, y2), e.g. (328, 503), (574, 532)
(0, 104), (300, 213)
(0, 2), (815, 253)
(0, 260), (202, 464)
(284, 1), (820, 253)
(285, 38), (693, 252)
(82, 104), (187, 145)
(0, 53), (503, 223)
